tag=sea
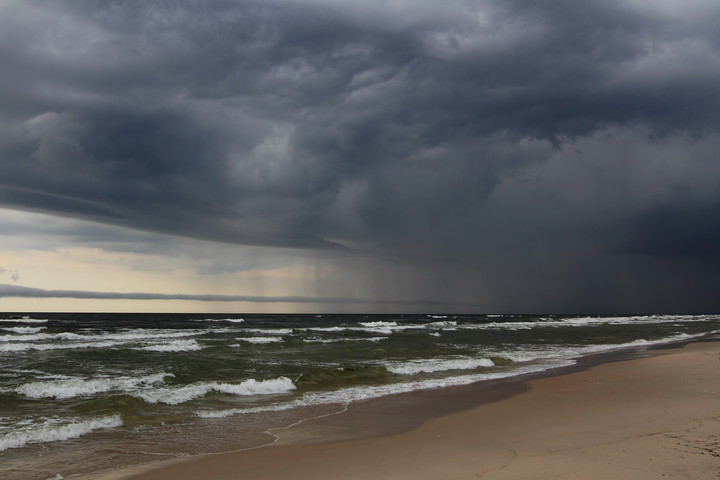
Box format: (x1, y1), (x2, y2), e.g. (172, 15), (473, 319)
(1, 312), (719, 480)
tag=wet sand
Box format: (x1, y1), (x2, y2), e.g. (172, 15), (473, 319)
(97, 337), (720, 480)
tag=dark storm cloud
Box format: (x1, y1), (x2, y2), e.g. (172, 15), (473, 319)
(1, 1), (719, 268)
(618, 201), (720, 258)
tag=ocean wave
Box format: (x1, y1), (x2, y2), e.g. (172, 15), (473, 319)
(236, 336), (284, 344)
(0, 414), (122, 451)
(298, 321), (455, 336)
(196, 361), (572, 419)
(386, 357), (495, 375)
(244, 328), (293, 335)
(0, 332), (55, 342)
(425, 320), (457, 329)
(196, 318), (245, 323)
(300, 326), (346, 333)
(489, 332), (709, 364)
(54, 329), (204, 342)
(0, 317), (48, 323)
(355, 321), (417, 334)
(136, 339), (203, 352)
(0, 328), (209, 352)
(358, 321), (400, 328)
(15, 373), (172, 399)
(136, 377), (296, 405)
(303, 336), (387, 344)
(0, 341), (118, 352)
(197, 402), (300, 419)
(463, 314), (717, 331)
(0, 329), (204, 345)
(1, 326), (45, 334)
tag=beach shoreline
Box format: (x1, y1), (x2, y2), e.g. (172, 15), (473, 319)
(91, 335), (720, 480)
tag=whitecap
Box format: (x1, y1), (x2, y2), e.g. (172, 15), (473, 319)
(136, 339), (202, 352)
(136, 377), (296, 405)
(0, 333), (54, 342)
(1, 326), (45, 334)
(196, 318), (244, 323)
(243, 328), (293, 335)
(54, 329), (203, 342)
(0, 317), (48, 323)
(0, 414), (122, 451)
(303, 336), (387, 344)
(213, 377), (296, 396)
(236, 336), (284, 344)
(15, 373), (172, 399)
(196, 362), (571, 419)
(0, 341), (118, 352)
(386, 357), (495, 375)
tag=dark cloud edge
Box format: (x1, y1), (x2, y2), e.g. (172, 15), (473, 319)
(0, 283), (483, 308)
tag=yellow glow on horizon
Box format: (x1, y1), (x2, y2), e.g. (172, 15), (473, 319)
(0, 297), (318, 313)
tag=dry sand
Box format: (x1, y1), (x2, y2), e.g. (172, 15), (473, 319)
(99, 338), (720, 480)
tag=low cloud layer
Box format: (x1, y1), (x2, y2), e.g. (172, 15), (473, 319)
(1, 1), (719, 311)
(0, 283), (480, 308)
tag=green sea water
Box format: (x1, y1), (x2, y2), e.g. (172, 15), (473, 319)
(1, 312), (719, 479)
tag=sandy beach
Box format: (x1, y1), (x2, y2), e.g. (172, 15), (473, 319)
(94, 336), (720, 480)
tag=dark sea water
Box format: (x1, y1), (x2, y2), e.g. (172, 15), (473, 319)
(1, 312), (719, 479)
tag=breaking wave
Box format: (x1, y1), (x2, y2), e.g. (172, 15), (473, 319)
(0, 414), (122, 451)
(236, 336), (284, 344)
(136, 377), (296, 405)
(136, 339), (203, 352)
(14, 373), (172, 399)
(387, 357), (495, 375)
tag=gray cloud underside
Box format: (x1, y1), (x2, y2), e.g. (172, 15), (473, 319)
(0, 283), (481, 307)
(1, 0), (719, 257)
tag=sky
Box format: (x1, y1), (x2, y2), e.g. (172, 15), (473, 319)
(1, 0), (719, 313)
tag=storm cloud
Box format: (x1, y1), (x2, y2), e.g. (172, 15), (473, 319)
(1, 0), (719, 311)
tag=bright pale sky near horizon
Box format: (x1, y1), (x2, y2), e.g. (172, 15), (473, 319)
(1, 0), (719, 313)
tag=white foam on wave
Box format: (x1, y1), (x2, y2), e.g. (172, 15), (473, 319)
(425, 320), (457, 329)
(303, 336), (387, 344)
(1, 329), (202, 345)
(236, 336), (284, 344)
(15, 373), (172, 399)
(1, 326), (45, 334)
(196, 361), (571, 419)
(355, 321), (418, 334)
(0, 332), (54, 342)
(198, 402), (299, 418)
(387, 357), (495, 375)
(244, 328), (293, 335)
(195, 330), (718, 420)
(568, 332), (703, 356)
(0, 414), (122, 451)
(137, 377), (296, 405)
(0, 340), (118, 352)
(488, 332), (712, 364)
(359, 321), (399, 328)
(300, 321), (456, 336)
(137, 339), (202, 352)
(464, 314), (720, 331)
(54, 329), (203, 342)
(0, 317), (48, 323)
(0, 328), (208, 352)
(301, 326), (346, 333)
